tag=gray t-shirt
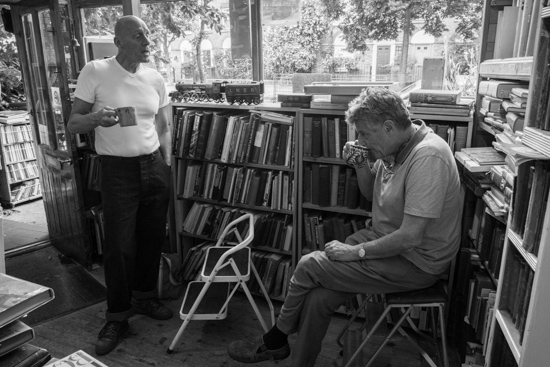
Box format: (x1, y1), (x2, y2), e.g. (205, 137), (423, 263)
(370, 121), (461, 274)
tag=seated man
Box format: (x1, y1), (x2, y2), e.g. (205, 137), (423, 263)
(228, 87), (461, 366)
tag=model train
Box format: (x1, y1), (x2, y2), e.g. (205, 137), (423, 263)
(169, 81), (264, 105)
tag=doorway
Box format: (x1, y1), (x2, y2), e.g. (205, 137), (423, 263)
(2, 198), (50, 253)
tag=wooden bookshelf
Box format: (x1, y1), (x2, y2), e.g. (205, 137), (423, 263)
(0, 121), (42, 208)
(470, 1), (550, 365)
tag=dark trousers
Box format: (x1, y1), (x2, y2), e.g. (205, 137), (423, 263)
(100, 150), (170, 321)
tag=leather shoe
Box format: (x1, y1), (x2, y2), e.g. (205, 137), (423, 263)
(132, 298), (173, 320)
(95, 320), (129, 356)
(228, 336), (290, 363)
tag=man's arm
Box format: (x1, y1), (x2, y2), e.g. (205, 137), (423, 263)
(325, 213), (430, 261)
(355, 164), (375, 201)
(155, 104), (172, 166)
(68, 98), (118, 134)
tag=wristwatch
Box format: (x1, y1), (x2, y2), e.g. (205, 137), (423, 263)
(358, 245), (366, 259)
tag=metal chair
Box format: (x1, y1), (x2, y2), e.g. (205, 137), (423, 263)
(167, 213), (275, 353)
(339, 281), (449, 367)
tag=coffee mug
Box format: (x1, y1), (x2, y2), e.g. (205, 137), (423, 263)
(116, 106), (137, 127)
(345, 144), (369, 168)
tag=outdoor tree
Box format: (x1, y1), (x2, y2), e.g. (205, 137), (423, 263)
(83, 1), (226, 83)
(320, 0), (483, 86)
(263, 0), (331, 78)
(0, 5), (24, 107)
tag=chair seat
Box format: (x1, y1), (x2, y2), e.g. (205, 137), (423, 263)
(386, 281), (447, 305)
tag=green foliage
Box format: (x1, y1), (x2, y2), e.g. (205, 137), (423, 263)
(263, 0), (331, 78)
(213, 52), (251, 80)
(0, 6), (24, 105)
(323, 0), (482, 51)
(322, 55), (358, 73)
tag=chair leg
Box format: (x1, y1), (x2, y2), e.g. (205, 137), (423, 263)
(344, 305), (410, 367)
(438, 305), (449, 367)
(337, 294), (372, 348)
(429, 307), (443, 367)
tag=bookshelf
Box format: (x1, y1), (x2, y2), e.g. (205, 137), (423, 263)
(0, 121), (42, 207)
(460, 1), (550, 366)
(169, 102), (300, 301)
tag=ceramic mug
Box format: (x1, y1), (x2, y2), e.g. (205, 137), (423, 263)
(345, 144), (369, 168)
(116, 106), (137, 127)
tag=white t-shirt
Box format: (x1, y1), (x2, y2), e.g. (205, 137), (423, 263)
(74, 57), (169, 157)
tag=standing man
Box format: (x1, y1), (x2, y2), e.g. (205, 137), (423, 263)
(228, 87), (461, 366)
(68, 15), (173, 356)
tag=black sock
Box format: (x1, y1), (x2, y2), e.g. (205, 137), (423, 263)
(262, 325), (288, 350)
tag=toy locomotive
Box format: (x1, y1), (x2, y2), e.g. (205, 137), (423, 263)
(169, 81), (264, 105)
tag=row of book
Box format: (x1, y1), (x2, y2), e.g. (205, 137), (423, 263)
(178, 161), (294, 212)
(466, 270), (496, 351)
(488, 327), (519, 367)
(427, 123), (469, 153)
(181, 241), (293, 300)
(510, 160), (550, 256)
(172, 108), (295, 168)
(303, 115), (353, 159)
(2, 142), (36, 164)
(0, 273), (54, 359)
(478, 80), (528, 133)
(0, 123), (33, 144)
(181, 202), (294, 252)
(499, 246), (534, 346)
(471, 201), (506, 281)
(7, 160), (39, 184)
(302, 211), (368, 253)
(10, 178), (41, 203)
(304, 164), (369, 211)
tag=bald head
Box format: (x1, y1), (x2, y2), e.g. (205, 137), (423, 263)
(114, 16), (144, 38)
(113, 16), (152, 72)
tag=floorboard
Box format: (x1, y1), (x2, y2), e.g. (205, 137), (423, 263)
(31, 293), (461, 367)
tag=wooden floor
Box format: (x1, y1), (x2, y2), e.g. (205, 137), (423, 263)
(32, 292), (461, 367)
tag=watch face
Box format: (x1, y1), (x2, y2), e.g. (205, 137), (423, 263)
(359, 248), (365, 258)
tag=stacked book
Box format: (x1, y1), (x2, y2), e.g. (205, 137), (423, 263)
(303, 82), (399, 111)
(0, 110), (28, 125)
(408, 89), (472, 117)
(0, 273), (55, 361)
(478, 80), (529, 134)
(455, 147), (506, 173)
(277, 93), (312, 108)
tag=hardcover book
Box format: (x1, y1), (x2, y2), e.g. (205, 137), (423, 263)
(478, 80), (527, 99)
(409, 89), (461, 104)
(0, 273), (55, 328)
(277, 93), (313, 103)
(0, 320), (34, 357)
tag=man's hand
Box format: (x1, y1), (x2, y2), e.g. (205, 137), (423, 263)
(324, 240), (362, 262)
(95, 107), (119, 127)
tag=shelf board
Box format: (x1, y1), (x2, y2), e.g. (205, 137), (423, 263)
(507, 229), (538, 271)
(177, 196), (293, 215)
(304, 156), (347, 165)
(302, 202), (371, 216)
(174, 156), (294, 172)
(410, 114), (473, 122)
(495, 309), (521, 364)
(171, 101), (301, 113)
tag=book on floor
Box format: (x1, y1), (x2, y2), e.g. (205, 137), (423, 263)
(0, 273), (55, 328)
(44, 349), (109, 367)
(0, 320), (35, 357)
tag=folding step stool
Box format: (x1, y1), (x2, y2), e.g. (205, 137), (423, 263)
(167, 213), (275, 353)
